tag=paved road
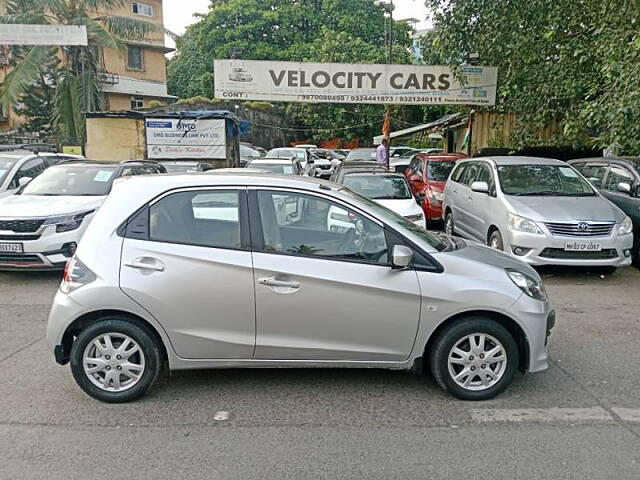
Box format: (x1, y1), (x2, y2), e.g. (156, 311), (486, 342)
(1, 266), (639, 479)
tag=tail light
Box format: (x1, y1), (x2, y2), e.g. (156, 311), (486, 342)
(61, 256), (97, 294)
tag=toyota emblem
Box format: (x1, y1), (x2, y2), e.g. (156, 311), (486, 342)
(577, 222), (590, 231)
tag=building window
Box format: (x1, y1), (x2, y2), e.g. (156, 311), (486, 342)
(127, 46), (144, 70)
(132, 2), (153, 17)
(131, 96), (144, 109)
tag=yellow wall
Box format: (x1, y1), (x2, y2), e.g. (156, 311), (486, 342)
(102, 45), (167, 82)
(86, 117), (146, 161)
(105, 93), (167, 111)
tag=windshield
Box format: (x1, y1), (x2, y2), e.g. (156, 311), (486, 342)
(343, 189), (450, 252)
(0, 156), (19, 185)
(498, 164), (597, 196)
(22, 165), (118, 196)
(249, 163), (295, 175)
(343, 174), (412, 200)
(346, 149), (376, 161)
(427, 161), (456, 181)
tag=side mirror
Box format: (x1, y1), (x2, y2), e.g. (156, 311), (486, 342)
(616, 182), (631, 194)
(18, 176), (33, 187)
(470, 181), (489, 193)
(415, 193), (426, 204)
(392, 245), (413, 269)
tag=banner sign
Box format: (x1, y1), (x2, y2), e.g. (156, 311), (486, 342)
(145, 118), (227, 159)
(214, 60), (497, 106)
(0, 25), (88, 46)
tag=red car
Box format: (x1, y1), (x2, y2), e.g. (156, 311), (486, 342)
(404, 153), (466, 224)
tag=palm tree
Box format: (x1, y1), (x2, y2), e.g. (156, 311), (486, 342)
(0, 0), (174, 142)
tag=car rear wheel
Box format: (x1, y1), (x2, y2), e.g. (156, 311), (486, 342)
(70, 317), (162, 403)
(444, 212), (455, 236)
(429, 317), (519, 400)
(488, 230), (504, 251)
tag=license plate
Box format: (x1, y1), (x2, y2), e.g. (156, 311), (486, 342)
(564, 241), (602, 252)
(0, 243), (23, 253)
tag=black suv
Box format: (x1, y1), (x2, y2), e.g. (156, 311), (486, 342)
(569, 157), (640, 263)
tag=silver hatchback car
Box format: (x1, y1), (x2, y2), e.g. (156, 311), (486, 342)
(47, 173), (554, 403)
(443, 157), (634, 269)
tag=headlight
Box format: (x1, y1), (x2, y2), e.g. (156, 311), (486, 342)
(404, 213), (424, 222)
(430, 191), (444, 202)
(619, 216), (633, 235)
(506, 268), (548, 301)
(507, 212), (543, 235)
(43, 210), (94, 233)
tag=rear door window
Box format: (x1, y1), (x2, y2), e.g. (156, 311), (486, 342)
(576, 163), (608, 188)
(459, 162), (480, 186)
(450, 163), (468, 183)
(10, 157), (46, 189)
(150, 190), (244, 249)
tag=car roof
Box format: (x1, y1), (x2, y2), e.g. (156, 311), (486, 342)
(249, 158), (296, 164)
(340, 161), (379, 167)
(464, 156), (565, 166)
(416, 153), (465, 162)
(0, 151), (30, 159)
(569, 156), (640, 165)
(343, 171), (404, 178)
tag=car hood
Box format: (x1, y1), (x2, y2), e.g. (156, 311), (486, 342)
(376, 198), (422, 217)
(504, 195), (625, 223)
(0, 195), (106, 218)
(443, 240), (540, 279)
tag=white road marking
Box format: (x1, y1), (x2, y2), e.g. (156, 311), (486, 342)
(213, 411), (230, 421)
(471, 407), (613, 423)
(612, 408), (640, 423)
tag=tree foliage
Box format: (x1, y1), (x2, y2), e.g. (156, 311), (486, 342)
(0, 0), (170, 141)
(426, 0), (640, 153)
(167, 0), (421, 142)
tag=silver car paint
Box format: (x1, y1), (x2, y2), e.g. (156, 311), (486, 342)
(443, 156), (633, 266)
(47, 173), (550, 374)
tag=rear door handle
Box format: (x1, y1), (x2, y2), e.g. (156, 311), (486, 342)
(258, 277), (300, 288)
(124, 257), (165, 272)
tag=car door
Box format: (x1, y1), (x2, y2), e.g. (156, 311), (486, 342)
(406, 157), (426, 196)
(465, 161), (497, 241)
(119, 188), (256, 359)
(601, 164), (640, 234)
(250, 188), (422, 361)
(450, 162), (479, 238)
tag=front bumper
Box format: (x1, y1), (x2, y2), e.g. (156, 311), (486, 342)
(0, 223), (89, 270)
(511, 293), (555, 373)
(504, 229), (634, 267)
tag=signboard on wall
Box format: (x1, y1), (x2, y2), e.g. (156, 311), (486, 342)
(214, 60), (498, 106)
(145, 118), (227, 159)
(0, 25), (88, 46)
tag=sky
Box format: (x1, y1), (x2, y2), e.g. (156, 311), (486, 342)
(164, 0), (431, 45)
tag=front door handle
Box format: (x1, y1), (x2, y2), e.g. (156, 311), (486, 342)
(258, 277), (300, 288)
(124, 257), (165, 272)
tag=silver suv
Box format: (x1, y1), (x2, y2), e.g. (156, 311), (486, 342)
(443, 157), (634, 269)
(47, 173), (554, 403)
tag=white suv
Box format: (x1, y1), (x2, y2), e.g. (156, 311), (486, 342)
(0, 160), (165, 270)
(0, 146), (84, 199)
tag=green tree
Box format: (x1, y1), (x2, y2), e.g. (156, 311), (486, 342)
(0, 0), (171, 142)
(425, 0), (640, 152)
(167, 0), (419, 142)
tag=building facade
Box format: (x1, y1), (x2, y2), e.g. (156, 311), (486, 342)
(0, 0), (174, 133)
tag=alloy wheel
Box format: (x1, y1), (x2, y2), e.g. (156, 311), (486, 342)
(82, 333), (146, 392)
(447, 333), (507, 391)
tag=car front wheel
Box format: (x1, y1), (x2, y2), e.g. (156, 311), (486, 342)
(429, 317), (519, 400)
(488, 230), (504, 251)
(70, 317), (162, 403)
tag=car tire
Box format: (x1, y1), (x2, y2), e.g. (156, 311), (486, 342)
(429, 317), (519, 401)
(70, 317), (163, 403)
(444, 212), (455, 236)
(488, 230), (504, 251)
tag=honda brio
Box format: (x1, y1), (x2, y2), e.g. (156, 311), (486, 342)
(47, 173), (554, 403)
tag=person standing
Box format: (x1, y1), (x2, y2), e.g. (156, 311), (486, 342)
(376, 138), (389, 167)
